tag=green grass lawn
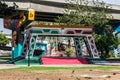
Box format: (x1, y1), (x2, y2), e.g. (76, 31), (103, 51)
(0, 66), (120, 73)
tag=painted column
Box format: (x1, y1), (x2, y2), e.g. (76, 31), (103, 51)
(12, 27), (24, 59)
(21, 30), (31, 58)
(74, 37), (83, 57)
(87, 36), (99, 58)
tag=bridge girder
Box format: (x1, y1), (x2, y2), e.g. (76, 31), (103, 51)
(1, 0), (120, 24)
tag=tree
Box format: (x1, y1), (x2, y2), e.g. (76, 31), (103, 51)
(0, 34), (9, 46)
(94, 34), (119, 58)
(55, 0), (117, 58)
(55, 0), (112, 35)
(0, 1), (18, 18)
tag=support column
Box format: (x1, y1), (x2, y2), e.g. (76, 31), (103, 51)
(12, 27), (24, 59)
(86, 36), (99, 58)
(74, 37), (83, 58)
(21, 29), (32, 58)
(28, 35), (37, 57)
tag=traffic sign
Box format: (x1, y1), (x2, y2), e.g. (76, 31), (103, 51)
(28, 9), (35, 20)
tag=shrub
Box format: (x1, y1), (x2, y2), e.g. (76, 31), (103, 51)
(65, 47), (73, 57)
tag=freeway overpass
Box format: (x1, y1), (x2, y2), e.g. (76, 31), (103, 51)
(1, 0), (120, 25)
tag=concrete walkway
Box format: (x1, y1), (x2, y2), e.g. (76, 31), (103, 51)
(0, 63), (120, 69)
(0, 64), (20, 69)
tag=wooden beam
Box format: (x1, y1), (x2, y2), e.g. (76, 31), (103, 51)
(29, 25), (93, 29)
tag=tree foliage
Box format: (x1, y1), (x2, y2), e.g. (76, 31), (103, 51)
(55, 0), (118, 58)
(0, 1), (18, 17)
(0, 34), (9, 46)
(55, 0), (112, 35)
(94, 34), (119, 58)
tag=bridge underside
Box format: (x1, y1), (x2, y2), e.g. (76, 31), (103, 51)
(1, 0), (120, 25)
(1, 10), (120, 27)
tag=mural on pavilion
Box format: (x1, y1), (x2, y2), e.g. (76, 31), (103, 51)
(17, 26), (99, 60)
(4, 19), (21, 30)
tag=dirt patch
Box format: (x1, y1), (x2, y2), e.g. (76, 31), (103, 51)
(0, 70), (120, 80)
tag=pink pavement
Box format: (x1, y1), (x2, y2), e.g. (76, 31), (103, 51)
(41, 57), (88, 65)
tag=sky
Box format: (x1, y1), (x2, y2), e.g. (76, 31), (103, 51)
(0, 0), (120, 34)
(101, 0), (120, 5)
(87, 0), (120, 5)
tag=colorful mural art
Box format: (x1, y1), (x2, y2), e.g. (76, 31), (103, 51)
(17, 25), (99, 60)
(7, 25), (100, 65)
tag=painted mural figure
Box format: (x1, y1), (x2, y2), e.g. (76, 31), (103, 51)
(117, 44), (120, 54)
